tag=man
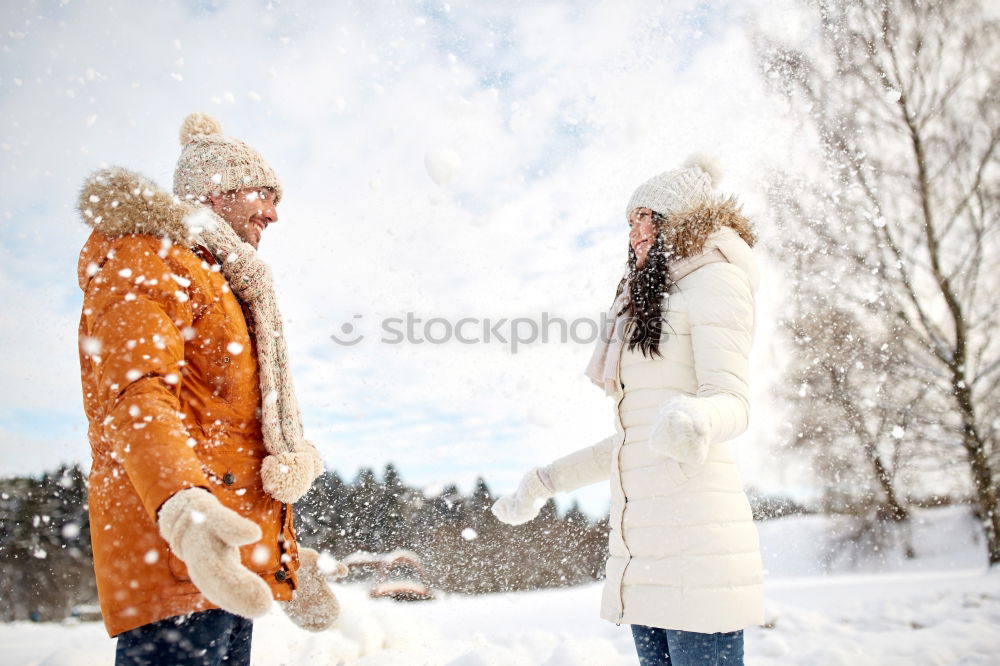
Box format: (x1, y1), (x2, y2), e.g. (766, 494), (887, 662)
(76, 113), (341, 665)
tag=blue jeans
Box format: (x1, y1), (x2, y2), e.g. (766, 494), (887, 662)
(631, 625), (744, 666)
(115, 609), (252, 666)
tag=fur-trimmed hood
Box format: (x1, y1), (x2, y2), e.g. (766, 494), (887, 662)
(661, 197), (759, 293)
(78, 167), (212, 244)
(77, 167), (214, 288)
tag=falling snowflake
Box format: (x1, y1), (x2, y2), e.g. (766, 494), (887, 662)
(80, 336), (102, 355)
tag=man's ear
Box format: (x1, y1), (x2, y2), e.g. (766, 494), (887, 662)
(205, 191), (229, 211)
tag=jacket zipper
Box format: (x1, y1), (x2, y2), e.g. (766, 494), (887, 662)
(614, 340), (630, 624)
(277, 502), (292, 584)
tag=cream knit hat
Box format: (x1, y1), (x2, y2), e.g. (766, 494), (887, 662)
(625, 153), (722, 220)
(173, 112), (282, 203)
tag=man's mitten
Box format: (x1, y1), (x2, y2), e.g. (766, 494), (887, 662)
(158, 488), (273, 618)
(279, 548), (346, 632)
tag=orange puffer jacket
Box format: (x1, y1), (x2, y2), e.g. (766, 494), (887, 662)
(76, 172), (299, 637)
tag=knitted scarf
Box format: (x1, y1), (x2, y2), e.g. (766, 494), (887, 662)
(193, 210), (323, 503)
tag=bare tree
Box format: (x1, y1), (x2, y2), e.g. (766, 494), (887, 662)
(753, 0), (1000, 563)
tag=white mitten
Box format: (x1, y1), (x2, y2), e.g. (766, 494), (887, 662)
(491, 468), (554, 526)
(261, 440), (324, 504)
(279, 547), (346, 632)
(649, 395), (711, 465)
(158, 488), (273, 618)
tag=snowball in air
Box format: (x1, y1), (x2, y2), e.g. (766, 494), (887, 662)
(424, 149), (462, 186)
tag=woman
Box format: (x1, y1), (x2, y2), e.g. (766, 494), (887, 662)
(492, 155), (763, 666)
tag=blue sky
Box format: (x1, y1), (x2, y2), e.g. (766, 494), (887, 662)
(0, 0), (814, 515)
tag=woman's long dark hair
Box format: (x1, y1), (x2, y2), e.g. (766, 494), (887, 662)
(615, 211), (675, 359)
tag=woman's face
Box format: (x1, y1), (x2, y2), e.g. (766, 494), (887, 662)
(628, 207), (657, 268)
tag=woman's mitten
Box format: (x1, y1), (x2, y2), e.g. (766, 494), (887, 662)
(649, 395), (711, 465)
(491, 467), (554, 525)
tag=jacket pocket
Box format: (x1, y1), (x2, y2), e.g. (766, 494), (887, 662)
(663, 458), (702, 486)
(191, 300), (256, 406)
(166, 452), (283, 583)
(210, 453), (283, 577)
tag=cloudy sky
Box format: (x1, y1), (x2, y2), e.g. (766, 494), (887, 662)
(0, 0), (816, 516)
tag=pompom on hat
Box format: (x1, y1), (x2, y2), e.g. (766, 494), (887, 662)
(625, 153), (722, 221)
(173, 112), (282, 204)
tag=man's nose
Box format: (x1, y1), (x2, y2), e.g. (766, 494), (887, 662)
(262, 203), (278, 224)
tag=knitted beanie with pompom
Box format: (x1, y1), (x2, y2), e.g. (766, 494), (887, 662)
(173, 112), (282, 203)
(625, 153), (723, 221)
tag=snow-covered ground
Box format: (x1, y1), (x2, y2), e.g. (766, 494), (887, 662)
(3, 507), (999, 665)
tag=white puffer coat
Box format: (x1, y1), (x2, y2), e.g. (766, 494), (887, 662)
(544, 201), (764, 633)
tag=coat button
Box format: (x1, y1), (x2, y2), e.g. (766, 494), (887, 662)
(222, 472), (235, 486)
(274, 570), (288, 582)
